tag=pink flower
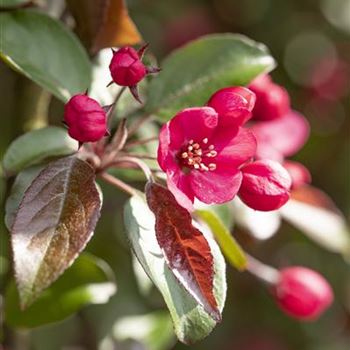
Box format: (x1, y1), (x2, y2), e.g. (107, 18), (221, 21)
(64, 94), (107, 143)
(207, 87), (256, 127)
(251, 111), (310, 161)
(273, 267), (333, 321)
(158, 107), (256, 210)
(109, 47), (146, 87)
(247, 74), (310, 162)
(238, 160), (292, 211)
(249, 74), (290, 121)
(283, 160), (311, 190)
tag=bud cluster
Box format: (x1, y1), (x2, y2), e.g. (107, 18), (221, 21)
(63, 45), (160, 144)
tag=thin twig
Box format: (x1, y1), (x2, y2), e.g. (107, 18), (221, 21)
(99, 172), (136, 196)
(93, 87), (127, 153)
(107, 86), (127, 126)
(112, 156), (153, 181)
(102, 118), (128, 165)
(125, 153), (157, 160)
(124, 136), (158, 149)
(246, 254), (280, 285)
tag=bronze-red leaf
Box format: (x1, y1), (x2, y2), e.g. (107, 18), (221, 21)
(146, 182), (221, 322)
(11, 156), (101, 308)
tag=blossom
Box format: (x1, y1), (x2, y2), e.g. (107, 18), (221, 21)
(248, 74), (310, 162)
(249, 74), (290, 121)
(251, 111), (310, 161)
(272, 267), (333, 320)
(158, 107), (256, 210)
(109, 46), (147, 87)
(238, 160), (292, 211)
(64, 94), (107, 143)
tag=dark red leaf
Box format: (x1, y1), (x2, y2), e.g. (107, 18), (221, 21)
(146, 182), (221, 322)
(11, 156), (101, 308)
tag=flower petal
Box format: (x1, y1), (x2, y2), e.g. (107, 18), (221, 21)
(189, 168), (242, 204)
(168, 107), (218, 147)
(167, 170), (194, 211)
(251, 111), (310, 158)
(207, 87), (255, 127)
(158, 124), (172, 171)
(238, 160), (292, 211)
(213, 127), (257, 168)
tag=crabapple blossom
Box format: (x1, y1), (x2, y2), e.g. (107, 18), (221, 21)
(249, 74), (290, 121)
(238, 160), (292, 211)
(158, 107), (256, 210)
(273, 267), (333, 320)
(64, 94), (107, 143)
(247, 74), (309, 162)
(251, 111), (310, 161)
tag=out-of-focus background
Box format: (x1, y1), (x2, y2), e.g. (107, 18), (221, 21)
(1, 0), (349, 349)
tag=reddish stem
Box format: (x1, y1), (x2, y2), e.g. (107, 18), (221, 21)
(246, 255), (280, 285)
(124, 136), (158, 149)
(99, 172), (136, 196)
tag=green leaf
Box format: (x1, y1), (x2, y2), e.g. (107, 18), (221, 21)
(11, 156), (102, 307)
(145, 34), (275, 120)
(0, 10), (91, 101)
(132, 256), (153, 296)
(113, 311), (175, 350)
(5, 165), (44, 230)
(3, 126), (78, 176)
(207, 204), (234, 231)
(5, 253), (116, 328)
(196, 209), (247, 271)
(124, 193), (226, 344)
(0, 0), (28, 7)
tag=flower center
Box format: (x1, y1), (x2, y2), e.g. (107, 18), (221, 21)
(178, 138), (217, 172)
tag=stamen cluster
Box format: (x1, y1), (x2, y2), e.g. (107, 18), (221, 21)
(179, 139), (217, 172)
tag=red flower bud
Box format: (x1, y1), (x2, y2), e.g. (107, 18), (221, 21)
(64, 94), (107, 143)
(207, 87), (256, 127)
(283, 160), (311, 190)
(109, 47), (147, 87)
(249, 74), (290, 121)
(273, 267), (333, 320)
(238, 160), (291, 211)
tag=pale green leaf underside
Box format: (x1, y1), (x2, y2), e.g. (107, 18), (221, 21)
(124, 194), (227, 344)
